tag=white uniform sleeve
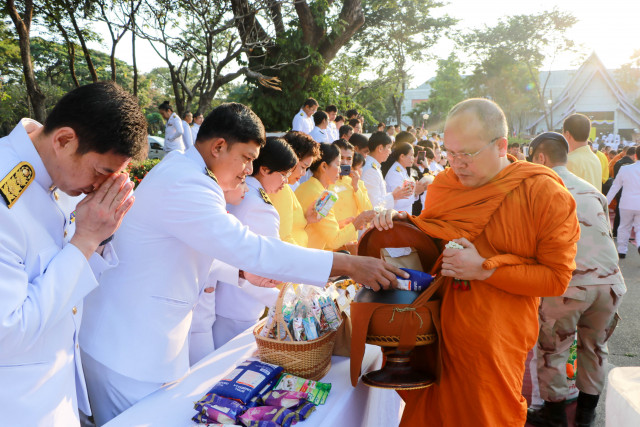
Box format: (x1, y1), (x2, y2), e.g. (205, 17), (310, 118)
(182, 121), (193, 149)
(162, 176), (333, 286)
(385, 168), (404, 194)
(87, 242), (118, 281)
(207, 259), (238, 288)
(0, 220), (98, 354)
(166, 115), (184, 142)
(606, 171), (624, 204)
(362, 167), (394, 210)
(292, 113), (305, 132)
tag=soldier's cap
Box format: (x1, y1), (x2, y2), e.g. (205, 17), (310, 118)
(527, 132), (569, 162)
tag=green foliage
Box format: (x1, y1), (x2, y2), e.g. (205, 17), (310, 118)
(127, 159), (161, 188)
(426, 54), (466, 127)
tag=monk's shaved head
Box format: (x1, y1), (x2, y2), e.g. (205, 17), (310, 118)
(446, 98), (508, 142)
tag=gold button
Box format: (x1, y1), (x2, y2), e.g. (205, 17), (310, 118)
(53, 192), (59, 201)
(72, 306), (78, 315)
(64, 231), (68, 238)
(76, 344), (79, 349)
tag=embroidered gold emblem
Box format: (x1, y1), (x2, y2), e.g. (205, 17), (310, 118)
(396, 166), (402, 172)
(372, 162), (378, 170)
(206, 168), (218, 183)
(259, 188), (272, 205)
(0, 162), (34, 208)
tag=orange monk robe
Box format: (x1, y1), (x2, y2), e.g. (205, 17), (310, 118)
(399, 160), (580, 427)
(609, 152), (623, 177)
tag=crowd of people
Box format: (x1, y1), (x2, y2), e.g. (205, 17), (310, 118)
(0, 81), (637, 427)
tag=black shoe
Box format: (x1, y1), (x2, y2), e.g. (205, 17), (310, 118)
(575, 392), (599, 427)
(526, 403), (568, 427)
(619, 253), (626, 259)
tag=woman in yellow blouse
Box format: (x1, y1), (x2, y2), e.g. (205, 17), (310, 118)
(331, 139), (374, 244)
(270, 131), (320, 247)
(295, 143), (372, 250)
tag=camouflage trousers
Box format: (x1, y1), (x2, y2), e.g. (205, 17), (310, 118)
(536, 284), (623, 401)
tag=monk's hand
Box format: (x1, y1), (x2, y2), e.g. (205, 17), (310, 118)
(373, 209), (408, 231)
(441, 238), (495, 281)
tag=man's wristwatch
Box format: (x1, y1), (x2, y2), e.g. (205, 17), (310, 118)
(99, 235), (114, 246)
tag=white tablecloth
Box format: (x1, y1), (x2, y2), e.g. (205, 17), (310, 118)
(606, 367), (640, 427)
(106, 328), (403, 427)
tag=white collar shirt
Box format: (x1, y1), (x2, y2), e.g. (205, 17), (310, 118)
(606, 162), (640, 210)
(361, 156), (394, 210)
(309, 126), (331, 143)
(292, 109), (314, 135)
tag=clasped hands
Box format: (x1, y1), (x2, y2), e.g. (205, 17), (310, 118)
(372, 209), (495, 281)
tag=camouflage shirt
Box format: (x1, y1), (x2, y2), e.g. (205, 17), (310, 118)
(553, 166), (626, 292)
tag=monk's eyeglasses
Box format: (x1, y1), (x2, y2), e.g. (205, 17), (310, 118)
(445, 137), (501, 163)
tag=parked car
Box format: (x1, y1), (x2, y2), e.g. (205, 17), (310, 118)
(148, 136), (166, 160)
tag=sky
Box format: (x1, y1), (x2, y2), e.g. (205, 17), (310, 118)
(89, 0), (640, 88)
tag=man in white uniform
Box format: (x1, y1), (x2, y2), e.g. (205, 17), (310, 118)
(80, 103), (406, 425)
(158, 101), (184, 152)
(182, 111), (194, 150)
(362, 131), (412, 210)
(309, 111), (331, 143)
(291, 98), (318, 134)
(325, 105), (339, 141)
(0, 82), (147, 426)
(191, 111), (203, 141)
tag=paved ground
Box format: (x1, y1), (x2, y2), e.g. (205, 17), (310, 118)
(593, 240), (640, 426)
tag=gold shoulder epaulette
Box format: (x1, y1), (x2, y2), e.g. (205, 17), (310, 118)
(205, 168), (218, 184)
(0, 162), (34, 208)
(259, 188), (272, 205)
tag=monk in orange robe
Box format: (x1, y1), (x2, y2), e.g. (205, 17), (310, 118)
(374, 98), (580, 426)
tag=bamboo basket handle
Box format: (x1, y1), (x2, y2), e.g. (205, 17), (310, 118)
(274, 282), (295, 342)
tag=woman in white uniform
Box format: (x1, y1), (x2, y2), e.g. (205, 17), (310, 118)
(158, 101), (184, 152)
(212, 137), (298, 348)
(382, 142), (428, 213)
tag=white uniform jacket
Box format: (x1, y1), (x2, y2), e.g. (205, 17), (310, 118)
(385, 161), (416, 213)
(191, 123), (201, 141)
(0, 119), (117, 426)
(327, 122), (339, 142)
(361, 157), (394, 210)
(217, 177), (280, 323)
(309, 126), (331, 143)
(80, 147), (333, 384)
(607, 162), (640, 210)
(292, 109), (314, 134)
(164, 112), (184, 152)
(182, 120), (193, 150)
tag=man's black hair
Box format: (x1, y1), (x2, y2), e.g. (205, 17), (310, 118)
(339, 125), (353, 138)
(626, 146), (637, 157)
(44, 81), (148, 161)
(333, 138), (354, 151)
(418, 140), (435, 150)
(346, 109), (358, 119)
(335, 115), (345, 123)
(352, 152), (365, 168)
(283, 131), (320, 161)
(395, 131), (416, 145)
(563, 114), (591, 142)
(196, 102), (266, 147)
(183, 111), (192, 119)
(348, 118), (360, 128)
(313, 111), (328, 126)
(325, 105), (338, 113)
(310, 143), (340, 173)
(194, 111), (203, 119)
(349, 133), (369, 151)
(368, 131), (392, 152)
(251, 137), (297, 176)
(303, 98), (318, 108)
(158, 100), (172, 111)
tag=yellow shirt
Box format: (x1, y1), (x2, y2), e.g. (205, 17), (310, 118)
(595, 150), (609, 183)
(295, 177), (357, 250)
(270, 184), (309, 247)
(330, 176), (373, 243)
(567, 145), (602, 191)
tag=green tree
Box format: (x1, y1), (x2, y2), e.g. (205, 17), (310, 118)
(426, 53), (465, 127)
(460, 9), (580, 130)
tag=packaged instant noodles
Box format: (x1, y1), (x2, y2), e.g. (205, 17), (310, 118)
(192, 412), (242, 425)
(209, 360), (283, 405)
(194, 393), (246, 424)
(290, 400), (317, 421)
(274, 373), (332, 405)
(395, 268), (434, 292)
(262, 390), (309, 408)
(238, 406), (297, 427)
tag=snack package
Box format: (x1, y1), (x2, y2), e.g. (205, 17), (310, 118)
(319, 296), (341, 330)
(262, 390), (309, 408)
(192, 412), (243, 425)
(194, 393), (246, 424)
(395, 268), (435, 292)
(290, 400), (317, 421)
(274, 373), (332, 405)
(209, 360), (284, 405)
(419, 174), (435, 185)
(314, 190), (338, 218)
(302, 317), (319, 340)
(238, 406), (297, 427)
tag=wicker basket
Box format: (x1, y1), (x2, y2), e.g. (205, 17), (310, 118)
(253, 283), (338, 381)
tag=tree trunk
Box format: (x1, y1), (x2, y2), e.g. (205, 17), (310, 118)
(131, 3), (138, 96)
(6, 0), (46, 121)
(110, 45), (117, 81)
(65, 1), (98, 82)
(54, 21), (79, 87)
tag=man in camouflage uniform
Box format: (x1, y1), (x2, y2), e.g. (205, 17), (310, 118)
(527, 132), (626, 427)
